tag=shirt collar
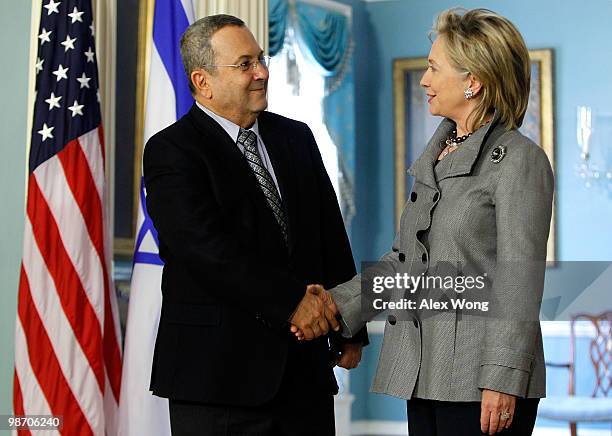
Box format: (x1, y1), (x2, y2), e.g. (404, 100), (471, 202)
(196, 101), (260, 143)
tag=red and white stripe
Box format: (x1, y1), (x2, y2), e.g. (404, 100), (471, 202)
(14, 126), (122, 436)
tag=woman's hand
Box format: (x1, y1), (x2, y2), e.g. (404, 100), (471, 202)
(480, 389), (516, 434)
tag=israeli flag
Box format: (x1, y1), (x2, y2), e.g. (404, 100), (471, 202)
(118, 1), (195, 434)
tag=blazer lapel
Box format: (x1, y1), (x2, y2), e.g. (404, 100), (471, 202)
(408, 117), (454, 190)
(258, 112), (298, 254)
(410, 113), (504, 185)
(188, 104), (287, 209)
(436, 114), (501, 182)
(186, 103), (255, 178)
(187, 104), (296, 252)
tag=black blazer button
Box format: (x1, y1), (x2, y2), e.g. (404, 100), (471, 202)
(410, 191), (418, 202)
(399, 253), (406, 262)
(388, 315), (397, 325)
(421, 253), (427, 263)
(433, 192), (439, 202)
(413, 318), (419, 328)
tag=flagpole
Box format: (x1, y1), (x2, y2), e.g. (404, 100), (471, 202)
(133, 0), (155, 248)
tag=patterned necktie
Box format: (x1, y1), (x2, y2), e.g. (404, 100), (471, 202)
(237, 128), (288, 245)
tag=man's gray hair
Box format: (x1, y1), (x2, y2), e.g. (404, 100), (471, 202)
(180, 14), (245, 93)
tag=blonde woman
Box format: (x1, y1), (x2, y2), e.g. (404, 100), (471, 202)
(293, 8), (553, 436)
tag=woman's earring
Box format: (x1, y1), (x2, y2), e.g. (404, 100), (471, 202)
(464, 87), (474, 100)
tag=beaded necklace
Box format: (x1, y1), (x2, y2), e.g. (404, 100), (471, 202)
(438, 119), (491, 160)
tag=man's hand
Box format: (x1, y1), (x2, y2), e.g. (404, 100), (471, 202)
(290, 285), (338, 340)
(335, 343), (362, 369)
(480, 389), (516, 434)
(288, 285), (339, 340)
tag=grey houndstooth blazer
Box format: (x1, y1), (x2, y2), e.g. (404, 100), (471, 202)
(330, 115), (554, 402)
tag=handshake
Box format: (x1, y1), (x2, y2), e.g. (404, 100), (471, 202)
(289, 285), (363, 369)
(289, 284), (339, 341)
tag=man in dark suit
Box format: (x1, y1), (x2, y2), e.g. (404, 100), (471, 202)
(143, 14), (368, 436)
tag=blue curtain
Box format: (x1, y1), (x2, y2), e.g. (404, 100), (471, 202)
(324, 65), (356, 226)
(269, 0), (288, 56)
(295, 3), (350, 77)
(268, 0), (356, 226)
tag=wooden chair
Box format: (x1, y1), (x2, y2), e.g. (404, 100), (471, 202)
(538, 311), (612, 436)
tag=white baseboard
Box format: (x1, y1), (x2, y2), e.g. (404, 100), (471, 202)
(352, 420), (406, 435)
(365, 321), (596, 338)
(351, 421), (610, 436)
(533, 428), (611, 436)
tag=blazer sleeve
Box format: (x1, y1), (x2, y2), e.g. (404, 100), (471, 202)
(302, 123), (369, 345)
(328, 232), (402, 339)
(143, 132), (305, 327)
(477, 140), (554, 397)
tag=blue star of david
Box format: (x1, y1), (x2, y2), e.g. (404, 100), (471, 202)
(133, 178), (164, 266)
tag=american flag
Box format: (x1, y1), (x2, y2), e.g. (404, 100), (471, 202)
(13, 0), (122, 434)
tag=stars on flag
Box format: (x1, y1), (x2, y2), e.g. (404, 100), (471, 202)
(77, 72), (91, 89)
(68, 6), (84, 23)
(39, 28), (52, 45)
(44, 92), (62, 110)
(52, 64), (69, 82)
(68, 100), (84, 117)
(38, 123), (54, 141)
(84, 47), (95, 63)
(35, 58), (44, 74)
(61, 35), (76, 52)
(43, 0), (61, 16)
(32, 0), (101, 158)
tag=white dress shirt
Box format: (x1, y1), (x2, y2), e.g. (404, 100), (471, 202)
(196, 101), (282, 198)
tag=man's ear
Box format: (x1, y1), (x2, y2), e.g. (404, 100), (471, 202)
(468, 73), (484, 97)
(191, 69), (212, 99)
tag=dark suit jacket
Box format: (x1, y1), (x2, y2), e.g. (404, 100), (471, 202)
(143, 103), (367, 406)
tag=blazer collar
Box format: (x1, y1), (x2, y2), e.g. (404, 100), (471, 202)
(187, 104), (298, 254)
(186, 102), (264, 208)
(408, 112), (501, 188)
(187, 103), (246, 160)
(408, 117), (453, 190)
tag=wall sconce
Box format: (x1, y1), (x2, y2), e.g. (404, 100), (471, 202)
(576, 106), (612, 190)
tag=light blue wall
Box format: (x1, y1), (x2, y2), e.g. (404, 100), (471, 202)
(1, 0), (136, 418)
(0, 0), (31, 414)
(343, 0), (612, 427)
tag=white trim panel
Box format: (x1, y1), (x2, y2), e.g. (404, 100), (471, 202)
(365, 320), (597, 338)
(352, 421), (610, 436)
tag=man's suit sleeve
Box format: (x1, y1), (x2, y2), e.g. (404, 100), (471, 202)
(143, 132), (304, 327)
(302, 123), (369, 346)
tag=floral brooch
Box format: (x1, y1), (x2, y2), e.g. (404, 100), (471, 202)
(491, 145), (507, 164)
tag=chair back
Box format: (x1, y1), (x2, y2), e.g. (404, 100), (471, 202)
(571, 311), (612, 398)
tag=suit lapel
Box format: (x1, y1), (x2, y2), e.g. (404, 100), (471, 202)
(186, 103), (255, 185)
(187, 104), (297, 252)
(258, 112), (297, 254)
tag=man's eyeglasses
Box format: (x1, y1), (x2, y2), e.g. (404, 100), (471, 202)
(203, 55), (271, 72)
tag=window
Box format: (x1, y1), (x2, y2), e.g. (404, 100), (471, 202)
(268, 41), (341, 199)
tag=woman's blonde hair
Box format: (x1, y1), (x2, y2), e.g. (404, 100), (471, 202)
(431, 8), (530, 131)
